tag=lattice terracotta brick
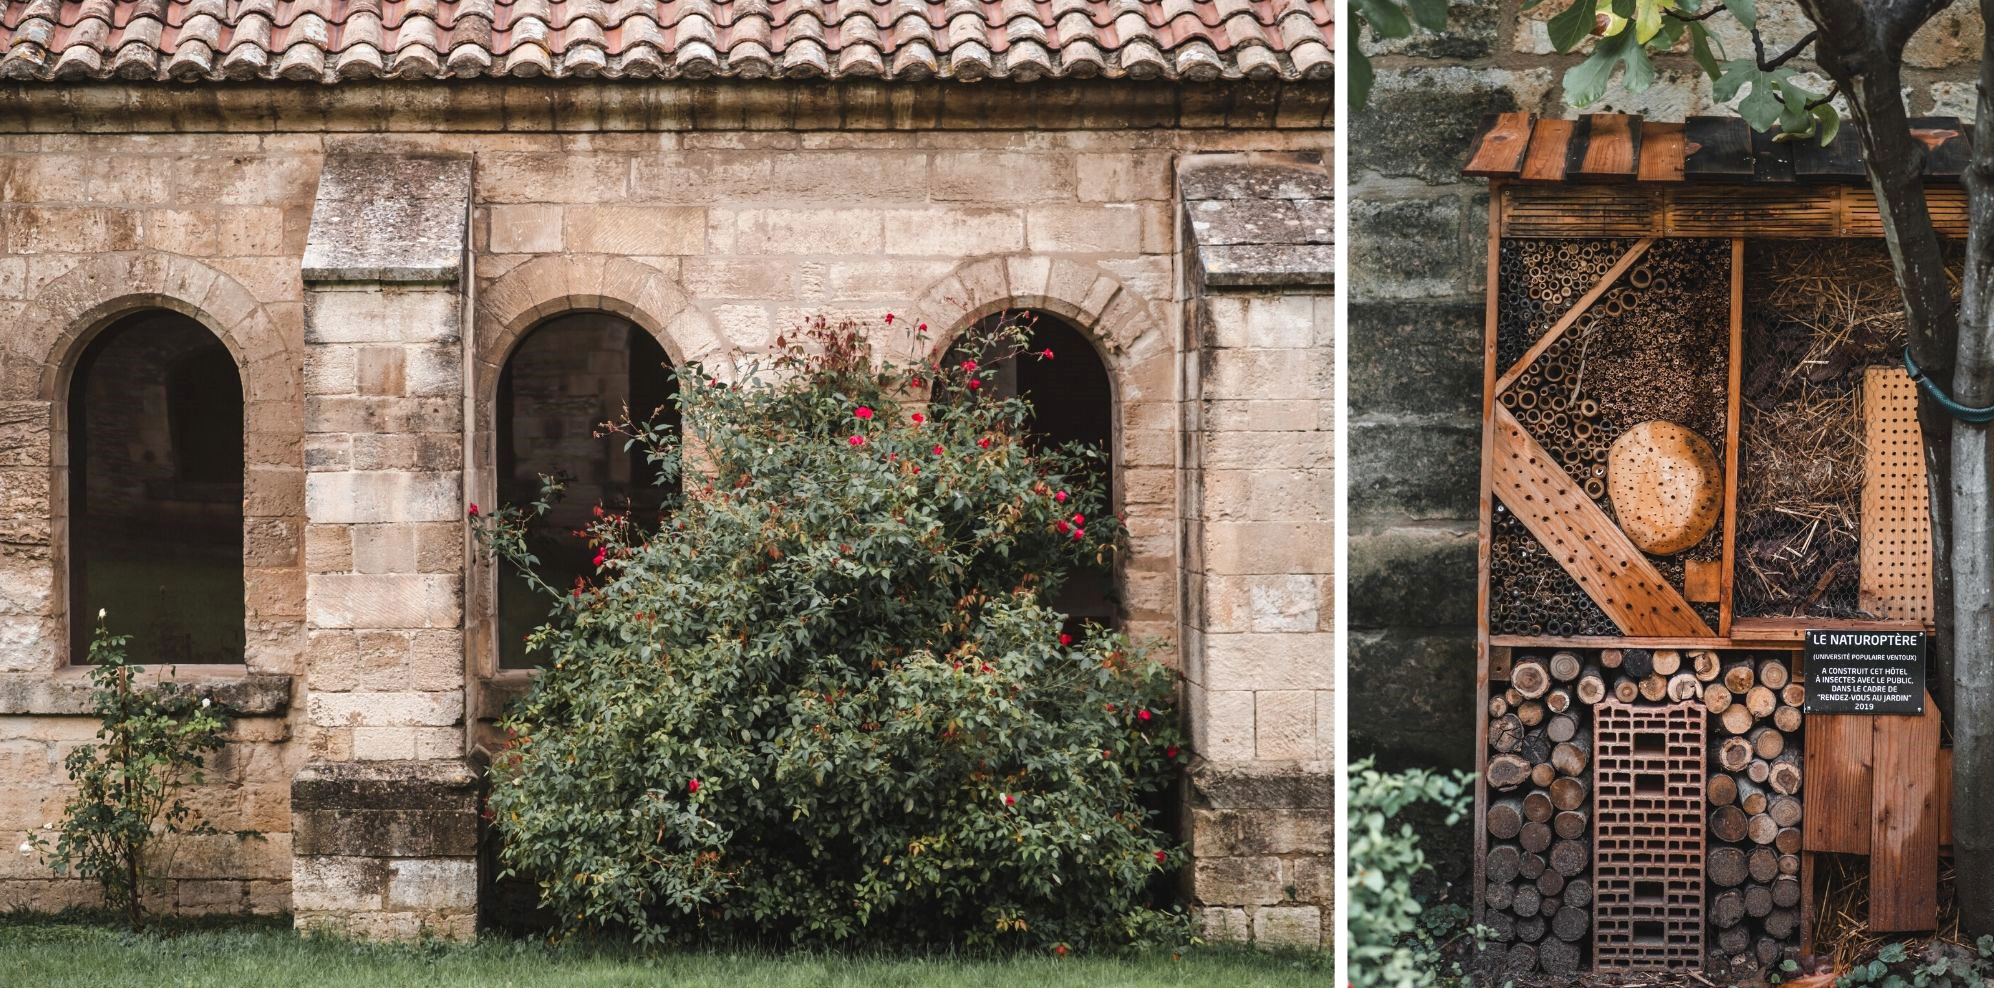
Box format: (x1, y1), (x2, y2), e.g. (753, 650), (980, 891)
(1593, 700), (1706, 970)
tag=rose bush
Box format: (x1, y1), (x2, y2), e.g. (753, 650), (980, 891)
(476, 316), (1185, 950)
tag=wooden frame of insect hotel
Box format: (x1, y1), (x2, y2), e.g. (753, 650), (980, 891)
(1461, 111), (1966, 979)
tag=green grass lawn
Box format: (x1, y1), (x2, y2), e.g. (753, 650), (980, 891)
(0, 915), (1328, 988)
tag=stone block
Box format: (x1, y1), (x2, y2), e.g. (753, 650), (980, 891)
(1024, 204), (1143, 253)
(307, 690), (463, 728)
(350, 525), (419, 575)
(1202, 522), (1331, 576)
(487, 205), (563, 254)
(5, 207), (140, 254)
(290, 856), (387, 912)
(292, 759), (479, 813)
(563, 206), (706, 256)
(1348, 419), (1480, 525)
(1347, 301), (1485, 419)
(1197, 906), (1252, 943)
(1254, 691), (1319, 762)
(880, 207), (1024, 256)
(1348, 526), (1476, 631)
(1190, 808), (1330, 858)
(305, 288), (461, 346)
(1198, 688), (1256, 762)
(1204, 632), (1329, 692)
(721, 208), (883, 255)
(307, 573), (462, 630)
(1253, 905), (1323, 949)
(1349, 194), (1473, 302)
(931, 151), (1074, 203)
(1248, 575), (1322, 633)
(1192, 856), (1284, 906)
(386, 858), (477, 911)
(355, 348), (406, 396)
(302, 153), (471, 283)
(305, 471), (460, 524)
(1350, 630), (1477, 771)
(1352, 66), (1554, 183)
(295, 808), (477, 859)
(351, 727), (416, 761)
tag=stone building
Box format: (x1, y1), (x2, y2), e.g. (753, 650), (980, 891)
(0, 1), (1333, 947)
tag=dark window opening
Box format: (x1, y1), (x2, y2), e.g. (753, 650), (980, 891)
(497, 313), (676, 669)
(940, 313), (1116, 633)
(70, 311), (244, 664)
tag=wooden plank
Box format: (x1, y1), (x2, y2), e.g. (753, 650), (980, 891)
(1686, 558), (1722, 603)
(1472, 184), (1506, 931)
(1493, 238), (1655, 394)
(1721, 239), (1742, 634)
(1803, 711), (1874, 854)
(1731, 616), (1932, 644)
(1521, 118), (1577, 183)
(1793, 129), (1865, 182)
(1860, 368), (1935, 622)
(1637, 120), (1686, 182)
(1465, 111), (1535, 177)
(1684, 116), (1755, 179)
(1751, 127), (1798, 183)
(1563, 114), (1595, 180)
(1490, 634), (1736, 648)
(1579, 113), (1640, 180)
(1491, 407), (1717, 638)
(1870, 691), (1941, 931)
(1908, 116), (1970, 177)
(1500, 185), (1661, 237)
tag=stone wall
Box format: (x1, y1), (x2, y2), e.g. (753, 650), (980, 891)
(0, 82), (1332, 938)
(1347, 0), (1984, 772)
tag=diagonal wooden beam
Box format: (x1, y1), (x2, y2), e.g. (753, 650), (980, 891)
(1493, 237), (1655, 395)
(1491, 406), (1716, 638)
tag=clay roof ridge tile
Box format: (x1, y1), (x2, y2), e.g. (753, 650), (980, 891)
(332, 39), (389, 76)
(834, 38), (885, 75)
(108, 40), (160, 78)
(887, 36), (935, 77)
(273, 37), (325, 79)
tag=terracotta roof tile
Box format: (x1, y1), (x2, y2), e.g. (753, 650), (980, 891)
(0, 0), (1330, 82)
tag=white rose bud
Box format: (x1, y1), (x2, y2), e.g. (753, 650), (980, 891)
(201, 698), (212, 708)
(97, 608), (106, 620)
(41, 822), (51, 830)
(17, 841), (29, 855)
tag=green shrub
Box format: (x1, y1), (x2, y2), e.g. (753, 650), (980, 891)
(24, 616), (230, 929)
(475, 316), (1186, 950)
(1348, 757), (1476, 988)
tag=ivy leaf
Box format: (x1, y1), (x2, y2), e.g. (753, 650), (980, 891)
(1723, 0), (1756, 29)
(1546, 0), (1597, 53)
(1563, 27), (1655, 107)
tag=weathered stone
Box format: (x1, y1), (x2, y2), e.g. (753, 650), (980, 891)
(302, 153), (472, 283)
(1194, 856), (1284, 906)
(292, 759), (479, 812)
(0, 672), (292, 716)
(1352, 67), (1554, 183)
(1348, 526), (1478, 631)
(1348, 419), (1480, 524)
(1349, 630), (1477, 771)
(1253, 905), (1323, 949)
(1188, 762), (1334, 811)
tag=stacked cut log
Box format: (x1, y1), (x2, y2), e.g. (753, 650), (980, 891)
(1705, 654), (1804, 974)
(1484, 651), (1596, 975)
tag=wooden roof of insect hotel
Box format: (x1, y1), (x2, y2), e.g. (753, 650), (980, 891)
(1462, 112), (1972, 238)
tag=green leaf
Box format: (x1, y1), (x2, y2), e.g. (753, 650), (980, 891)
(1723, 0), (1756, 29)
(1355, 0), (1413, 37)
(1562, 28), (1655, 107)
(1688, 22), (1723, 79)
(1406, 0), (1449, 31)
(1633, 0), (1664, 42)
(1546, 0), (1597, 52)
(1811, 98), (1840, 145)
(1879, 943), (1909, 964)
(1349, 29), (1377, 106)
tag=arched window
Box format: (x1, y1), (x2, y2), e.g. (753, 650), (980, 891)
(496, 313), (677, 668)
(941, 312), (1116, 630)
(69, 311), (244, 664)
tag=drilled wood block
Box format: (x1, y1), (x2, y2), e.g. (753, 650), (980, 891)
(1859, 368), (1934, 622)
(1593, 700), (1707, 971)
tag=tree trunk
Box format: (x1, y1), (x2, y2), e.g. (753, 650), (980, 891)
(1950, 18), (1994, 936)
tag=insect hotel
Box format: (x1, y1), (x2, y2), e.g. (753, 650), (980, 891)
(1461, 112), (1965, 977)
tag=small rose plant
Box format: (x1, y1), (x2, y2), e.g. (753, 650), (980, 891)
(474, 314), (1184, 950)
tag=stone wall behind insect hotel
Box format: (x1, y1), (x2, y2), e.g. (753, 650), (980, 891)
(1346, 0), (1985, 792)
(0, 89), (1331, 929)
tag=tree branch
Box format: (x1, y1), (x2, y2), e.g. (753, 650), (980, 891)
(1662, 5), (1727, 21)
(1806, 82), (1841, 109)
(1751, 27), (1820, 70)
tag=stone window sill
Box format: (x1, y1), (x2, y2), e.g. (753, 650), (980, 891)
(0, 668), (292, 717)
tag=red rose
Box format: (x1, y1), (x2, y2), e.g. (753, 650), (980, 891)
(911, 465), (920, 475)
(980, 662), (992, 673)
(1137, 709), (1152, 722)
(1071, 528), (1085, 540)
(968, 379), (981, 391)
(1165, 745), (1180, 758)
(849, 435), (866, 446)
(1003, 793), (1016, 806)
(1055, 521), (1070, 534)
(1072, 513), (1084, 524)
(571, 587), (582, 598)
(1055, 491), (1068, 503)
(918, 322), (928, 333)
(911, 412), (924, 424)
(467, 503), (480, 517)
(593, 550), (606, 567)
(885, 313), (895, 324)
(1054, 944), (1068, 956)
(977, 437), (992, 449)
(688, 779), (700, 793)
(932, 444), (945, 455)
(1058, 633), (1072, 646)
(961, 359), (977, 372)
(1041, 348), (1055, 359)
(911, 376), (924, 388)
(1154, 850), (1166, 863)
(854, 406), (874, 420)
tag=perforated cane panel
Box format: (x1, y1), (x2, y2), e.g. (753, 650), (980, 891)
(1593, 701), (1706, 971)
(1860, 368), (1934, 622)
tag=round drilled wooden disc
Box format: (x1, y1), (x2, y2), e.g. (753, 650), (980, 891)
(1607, 420), (1722, 555)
